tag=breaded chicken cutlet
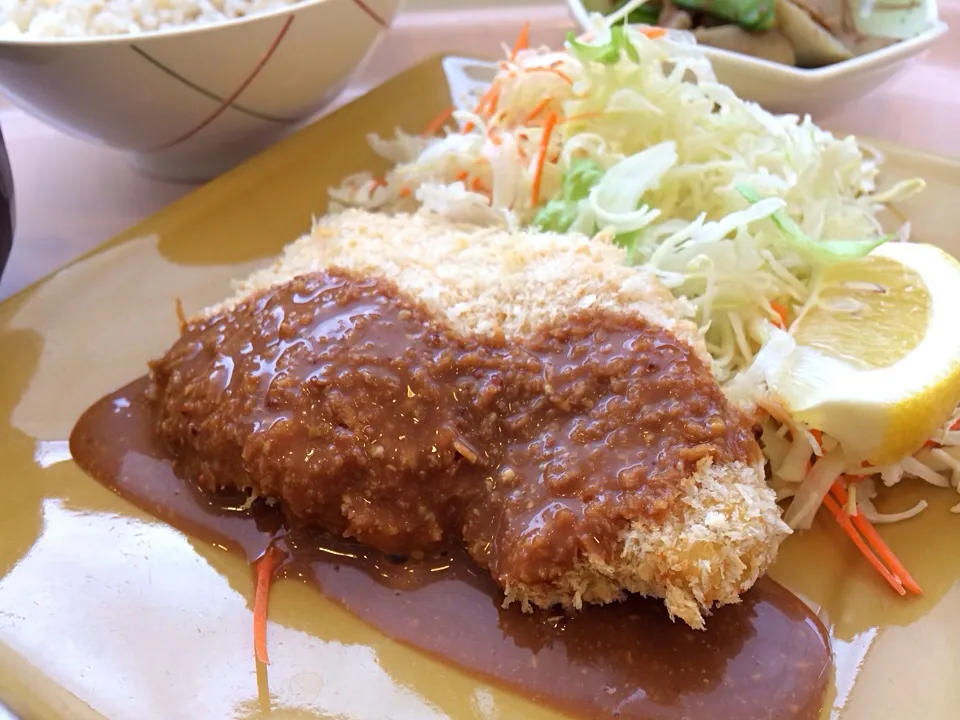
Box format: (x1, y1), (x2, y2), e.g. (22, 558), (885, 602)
(149, 209), (789, 628)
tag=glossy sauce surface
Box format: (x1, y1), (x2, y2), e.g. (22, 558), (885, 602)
(70, 377), (832, 720)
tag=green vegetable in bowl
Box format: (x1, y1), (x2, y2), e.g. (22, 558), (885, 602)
(625, 2), (662, 25)
(587, 0), (775, 31)
(672, 0), (776, 30)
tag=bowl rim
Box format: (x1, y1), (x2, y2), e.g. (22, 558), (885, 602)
(0, 0), (393, 47)
(565, 0), (949, 82)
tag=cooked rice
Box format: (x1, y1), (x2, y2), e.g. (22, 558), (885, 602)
(0, 0), (298, 38)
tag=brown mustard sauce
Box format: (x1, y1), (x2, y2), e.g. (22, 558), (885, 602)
(69, 269), (832, 719)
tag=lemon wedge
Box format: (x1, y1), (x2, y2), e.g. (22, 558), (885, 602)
(767, 242), (960, 465)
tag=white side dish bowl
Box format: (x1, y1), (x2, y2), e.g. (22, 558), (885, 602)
(565, 0), (947, 117)
(0, 0), (401, 182)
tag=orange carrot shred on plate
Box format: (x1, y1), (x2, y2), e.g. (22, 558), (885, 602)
(422, 105), (454, 137)
(523, 97), (551, 125)
(530, 111), (558, 208)
(510, 21), (530, 61)
(398, 187), (412, 198)
(476, 83), (500, 115)
(640, 26), (667, 40)
(464, 83), (501, 134)
(770, 301), (790, 329)
(821, 494), (907, 596)
(829, 481), (923, 595)
(471, 176), (490, 194)
(485, 112), (505, 145)
(527, 66), (574, 85)
(455, 170), (469, 182)
(253, 546), (280, 665)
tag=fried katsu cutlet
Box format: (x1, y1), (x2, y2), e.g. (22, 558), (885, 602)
(149, 209), (789, 628)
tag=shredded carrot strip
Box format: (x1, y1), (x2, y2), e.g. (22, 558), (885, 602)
(510, 21), (530, 61)
(829, 481), (923, 595)
(464, 83), (501, 134)
(485, 112), (505, 145)
(471, 176), (490, 194)
(527, 66), (574, 84)
(770, 301), (790, 329)
(531, 111), (558, 208)
(398, 187), (412, 198)
(455, 170), (469, 182)
(822, 494), (907, 596)
(483, 84), (501, 115)
(253, 546), (279, 665)
(640, 26), (667, 39)
(523, 97), (551, 125)
(810, 435), (917, 598)
(422, 105), (454, 137)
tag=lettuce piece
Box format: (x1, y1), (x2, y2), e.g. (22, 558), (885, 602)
(614, 229), (645, 265)
(533, 200), (580, 232)
(564, 156), (606, 201)
(534, 157), (606, 232)
(736, 185), (891, 263)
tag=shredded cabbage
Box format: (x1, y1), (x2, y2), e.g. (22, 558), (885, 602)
(329, 12), (960, 526)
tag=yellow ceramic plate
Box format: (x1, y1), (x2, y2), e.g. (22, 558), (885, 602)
(1, 55), (959, 720)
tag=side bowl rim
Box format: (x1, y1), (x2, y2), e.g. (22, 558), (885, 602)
(564, 0), (948, 83)
(0, 0), (397, 48)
